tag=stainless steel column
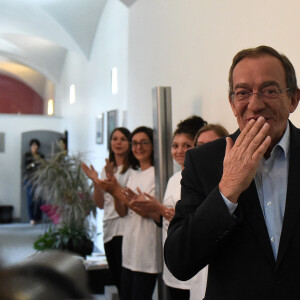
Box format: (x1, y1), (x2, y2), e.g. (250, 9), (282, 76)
(152, 86), (173, 300)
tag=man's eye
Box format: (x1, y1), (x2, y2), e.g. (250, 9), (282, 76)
(264, 89), (277, 94)
(236, 90), (249, 96)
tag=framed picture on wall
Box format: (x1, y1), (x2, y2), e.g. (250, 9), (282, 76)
(96, 113), (104, 144)
(107, 110), (118, 149)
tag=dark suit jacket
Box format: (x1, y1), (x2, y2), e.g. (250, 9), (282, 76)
(164, 121), (300, 300)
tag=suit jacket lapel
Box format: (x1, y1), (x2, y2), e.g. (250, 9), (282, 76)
(276, 122), (300, 268)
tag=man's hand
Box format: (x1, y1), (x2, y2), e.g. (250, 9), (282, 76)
(219, 116), (271, 203)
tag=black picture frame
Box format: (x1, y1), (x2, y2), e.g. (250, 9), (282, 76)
(107, 110), (118, 149)
(96, 113), (104, 144)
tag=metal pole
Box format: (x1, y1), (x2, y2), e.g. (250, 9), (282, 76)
(152, 86), (173, 300)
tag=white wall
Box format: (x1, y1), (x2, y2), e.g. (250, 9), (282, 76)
(59, 0), (128, 168)
(57, 0), (129, 252)
(0, 0), (128, 250)
(127, 0), (300, 133)
(0, 115), (63, 217)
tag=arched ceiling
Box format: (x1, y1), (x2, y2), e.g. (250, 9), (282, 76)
(0, 0), (108, 84)
(0, 0), (138, 97)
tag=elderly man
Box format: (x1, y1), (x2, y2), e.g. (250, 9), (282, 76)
(164, 46), (300, 300)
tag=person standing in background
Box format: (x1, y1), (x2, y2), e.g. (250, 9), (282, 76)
(24, 138), (44, 225)
(93, 126), (162, 300)
(194, 124), (229, 147)
(82, 127), (136, 296)
(130, 116), (209, 300)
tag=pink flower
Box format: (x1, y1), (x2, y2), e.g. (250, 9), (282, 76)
(40, 204), (61, 224)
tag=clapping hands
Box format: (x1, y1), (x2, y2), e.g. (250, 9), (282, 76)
(125, 187), (175, 221)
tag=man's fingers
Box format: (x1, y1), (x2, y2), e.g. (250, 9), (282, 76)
(252, 135), (271, 162)
(241, 117), (268, 149)
(234, 118), (256, 147)
(247, 122), (270, 155)
(235, 117), (267, 151)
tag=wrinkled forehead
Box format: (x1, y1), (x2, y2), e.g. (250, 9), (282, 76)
(232, 55), (286, 89)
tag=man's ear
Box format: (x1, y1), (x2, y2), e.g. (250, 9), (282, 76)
(290, 88), (300, 113)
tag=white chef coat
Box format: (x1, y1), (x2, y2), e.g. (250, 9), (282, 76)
(122, 166), (162, 274)
(163, 171), (208, 298)
(101, 165), (130, 243)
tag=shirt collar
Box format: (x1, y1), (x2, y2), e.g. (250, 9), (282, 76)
(271, 121), (290, 159)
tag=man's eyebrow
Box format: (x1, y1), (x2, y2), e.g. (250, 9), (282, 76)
(234, 81), (281, 90)
(258, 81), (281, 89)
(234, 83), (251, 90)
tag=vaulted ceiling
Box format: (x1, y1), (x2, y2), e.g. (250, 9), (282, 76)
(0, 0), (137, 95)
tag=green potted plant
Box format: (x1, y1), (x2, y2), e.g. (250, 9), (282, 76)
(30, 151), (96, 257)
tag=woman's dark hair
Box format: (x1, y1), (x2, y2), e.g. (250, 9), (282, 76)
(108, 127), (135, 174)
(173, 115), (207, 140)
(29, 138), (40, 148)
(131, 126), (154, 167)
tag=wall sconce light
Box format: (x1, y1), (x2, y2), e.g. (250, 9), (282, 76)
(70, 84), (76, 104)
(47, 99), (54, 115)
(111, 67), (118, 95)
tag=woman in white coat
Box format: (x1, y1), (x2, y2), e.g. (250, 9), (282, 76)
(130, 116), (208, 300)
(82, 127), (137, 295)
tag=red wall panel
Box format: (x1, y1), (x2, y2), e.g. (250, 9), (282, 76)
(0, 74), (44, 114)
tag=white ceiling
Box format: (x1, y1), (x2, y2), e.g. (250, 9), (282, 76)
(0, 0), (138, 96)
(0, 0), (108, 86)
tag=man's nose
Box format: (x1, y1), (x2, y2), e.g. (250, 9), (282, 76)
(247, 93), (266, 112)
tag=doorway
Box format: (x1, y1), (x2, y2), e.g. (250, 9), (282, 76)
(20, 130), (66, 222)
